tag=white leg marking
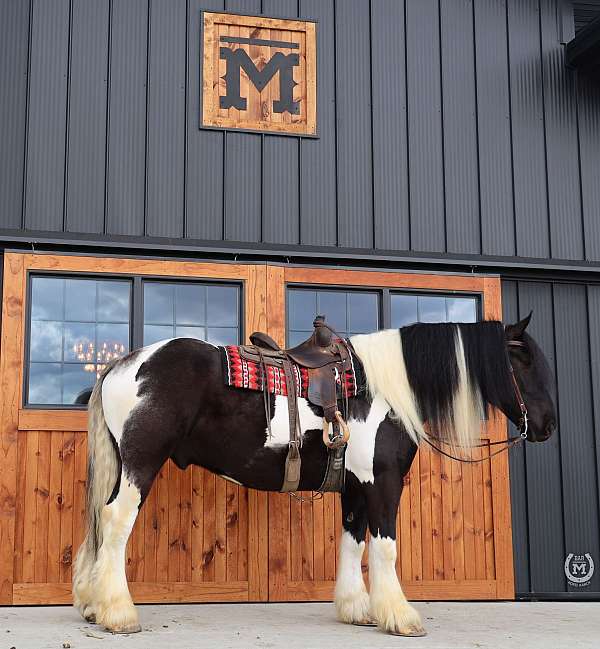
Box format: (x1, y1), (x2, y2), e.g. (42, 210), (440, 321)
(90, 476), (142, 633)
(345, 394), (390, 484)
(334, 531), (370, 624)
(369, 535), (425, 635)
(263, 395), (323, 447)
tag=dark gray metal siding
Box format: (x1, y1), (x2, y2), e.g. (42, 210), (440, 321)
(505, 278), (600, 596)
(2, 0), (600, 266)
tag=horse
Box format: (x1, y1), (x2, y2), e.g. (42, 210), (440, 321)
(72, 312), (556, 636)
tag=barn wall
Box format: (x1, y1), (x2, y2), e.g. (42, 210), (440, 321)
(504, 278), (600, 597)
(1, 0), (599, 266)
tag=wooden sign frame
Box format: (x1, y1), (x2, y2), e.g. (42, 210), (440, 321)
(201, 11), (317, 136)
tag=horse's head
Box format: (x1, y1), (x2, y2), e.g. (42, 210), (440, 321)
(504, 312), (557, 442)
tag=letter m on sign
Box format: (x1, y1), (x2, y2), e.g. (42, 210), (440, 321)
(201, 12), (317, 136)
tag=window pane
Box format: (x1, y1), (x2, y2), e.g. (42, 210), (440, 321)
(348, 293), (378, 333)
(31, 277), (64, 321)
(64, 322), (95, 362)
(98, 281), (130, 323)
(28, 363), (62, 404)
(288, 330), (313, 347)
(391, 294), (418, 328)
(65, 279), (97, 322)
(316, 291), (347, 331)
(206, 285), (238, 326)
(207, 327), (238, 346)
(447, 297), (477, 323)
(417, 296), (447, 323)
(176, 284), (206, 325)
(27, 276), (131, 407)
(63, 364), (96, 405)
(144, 324), (173, 346)
(144, 283), (174, 325)
(30, 321), (63, 362)
(288, 290), (317, 331)
(175, 325), (206, 340)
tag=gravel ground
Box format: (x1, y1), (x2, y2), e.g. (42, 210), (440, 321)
(1, 601), (598, 649)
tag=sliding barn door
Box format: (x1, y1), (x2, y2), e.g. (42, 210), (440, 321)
(266, 266), (514, 601)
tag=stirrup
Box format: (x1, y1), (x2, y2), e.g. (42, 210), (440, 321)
(322, 411), (350, 448)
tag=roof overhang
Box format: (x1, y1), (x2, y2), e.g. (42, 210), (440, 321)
(566, 14), (600, 73)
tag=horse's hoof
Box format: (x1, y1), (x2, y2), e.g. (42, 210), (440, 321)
(84, 614), (96, 624)
(108, 623), (142, 634)
(389, 627), (427, 637)
(351, 619), (377, 627)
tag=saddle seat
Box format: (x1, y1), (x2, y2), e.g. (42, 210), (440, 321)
(248, 315), (341, 368)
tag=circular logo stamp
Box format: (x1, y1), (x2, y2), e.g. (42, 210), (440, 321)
(564, 553), (594, 587)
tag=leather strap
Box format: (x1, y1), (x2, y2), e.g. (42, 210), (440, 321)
(280, 358), (302, 492)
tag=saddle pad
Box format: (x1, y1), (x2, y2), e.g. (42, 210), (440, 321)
(220, 344), (363, 399)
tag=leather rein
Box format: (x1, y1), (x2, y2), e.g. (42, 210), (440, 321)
(421, 339), (529, 463)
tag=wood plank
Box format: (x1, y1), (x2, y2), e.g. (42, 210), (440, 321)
(473, 445), (487, 581)
(301, 498), (314, 581)
(323, 493), (337, 581)
(410, 453), (422, 582)
(248, 489), (268, 601)
(167, 461), (181, 583)
(143, 480), (158, 583)
(462, 454), (477, 581)
(267, 492), (289, 600)
(180, 467), (193, 583)
(290, 495), (302, 581)
(483, 450), (496, 580)
(155, 463), (170, 583)
(451, 460), (465, 582)
(34, 431), (50, 583)
(13, 581), (250, 605)
(72, 433), (87, 563)
(18, 409), (87, 432)
(47, 431), (63, 583)
(0, 253), (25, 602)
(237, 487), (248, 582)
(59, 433), (75, 583)
(226, 481), (238, 582)
(419, 448), (434, 581)
(214, 476), (227, 582)
(202, 470), (216, 582)
(13, 432), (27, 584)
(190, 466), (204, 583)
(313, 491), (325, 581)
(441, 454), (455, 580)
(430, 450), (444, 580)
(399, 479), (411, 582)
(22, 431), (38, 583)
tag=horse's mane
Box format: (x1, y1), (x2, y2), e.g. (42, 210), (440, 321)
(350, 321), (514, 455)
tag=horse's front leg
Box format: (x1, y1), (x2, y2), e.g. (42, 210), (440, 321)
(334, 475), (372, 625)
(365, 470), (426, 637)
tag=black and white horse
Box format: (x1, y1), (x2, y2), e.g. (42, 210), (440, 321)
(73, 314), (556, 636)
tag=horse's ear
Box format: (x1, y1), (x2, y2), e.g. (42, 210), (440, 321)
(505, 311), (533, 340)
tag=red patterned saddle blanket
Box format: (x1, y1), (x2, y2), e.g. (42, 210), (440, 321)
(220, 344), (362, 400)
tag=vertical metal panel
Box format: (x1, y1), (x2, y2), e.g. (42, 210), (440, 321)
(507, 0), (550, 259)
(371, 0), (409, 251)
(440, 0), (480, 255)
(587, 286), (600, 544)
(474, 0), (515, 257)
(263, 137), (299, 244)
(223, 0), (262, 244)
(406, 0), (445, 253)
(335, 0), (373, 249)
(185, 0), (224, 241)
(577, 73), (600, 262)
(554, 284), (600, 592)
(517, 281), (565, 594)
(0, 0), (29, 229)
(224, 132), (262, 241)
(540, 0), (584, 261)
(504, 280), (531, 595)
(65, 0), (110, 234)
(105, 0), (148, 237)
(145, 0), (186, 238)
(300, 0), (336, 247)
(262, 0), (299, 245)
(24, 0), (70, 232)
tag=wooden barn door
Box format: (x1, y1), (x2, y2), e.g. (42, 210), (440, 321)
(0, 253), (269, 605)
(265, 266), (514, 601)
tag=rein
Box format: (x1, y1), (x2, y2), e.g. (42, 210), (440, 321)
(421, 339), (529, 464)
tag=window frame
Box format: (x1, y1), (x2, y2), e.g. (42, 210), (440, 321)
(23, 270), (244, 410)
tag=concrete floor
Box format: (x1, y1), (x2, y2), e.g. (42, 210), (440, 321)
(0, 602), (598, 649)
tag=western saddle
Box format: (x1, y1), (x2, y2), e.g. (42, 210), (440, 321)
(240, 316), (352, 493)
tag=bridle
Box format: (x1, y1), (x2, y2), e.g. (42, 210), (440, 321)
(420, 338), (530, 463)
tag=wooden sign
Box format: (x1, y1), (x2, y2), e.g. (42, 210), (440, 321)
(201, 12), (317, 136)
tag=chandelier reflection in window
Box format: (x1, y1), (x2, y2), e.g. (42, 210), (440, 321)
(73, 341), (126, 378)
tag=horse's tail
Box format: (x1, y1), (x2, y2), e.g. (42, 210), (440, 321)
(73, 361), (120, 607)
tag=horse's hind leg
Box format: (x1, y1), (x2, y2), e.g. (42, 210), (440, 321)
(334, 474), (371, 625)
(365, 470), (425, 637)
(90, 474), (141, 634)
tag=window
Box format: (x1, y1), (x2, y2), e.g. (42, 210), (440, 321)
(27, 276), (131, 405)
(143, 282), (240, 346)
(26, 275), (242, 407)
(391, 293), (478, 327)
(287, 288), (379, 346)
